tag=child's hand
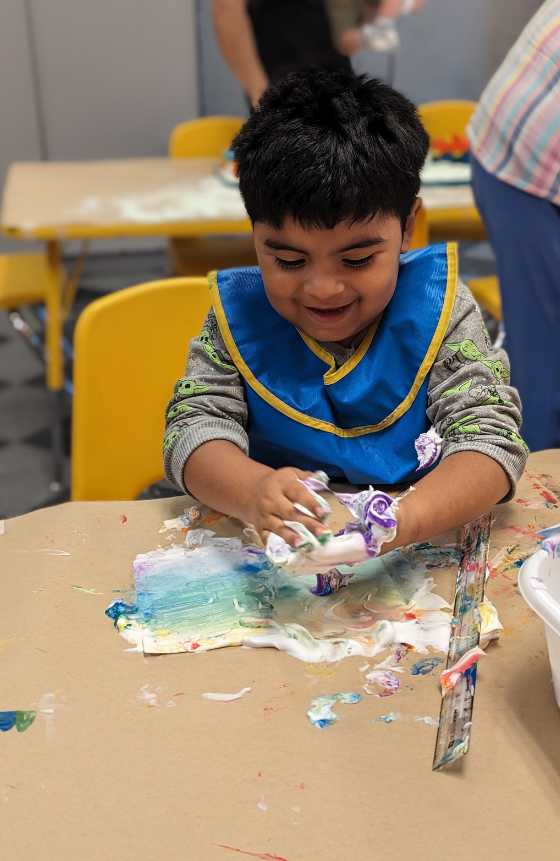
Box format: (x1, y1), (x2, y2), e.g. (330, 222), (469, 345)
(248, 467), (330, 547)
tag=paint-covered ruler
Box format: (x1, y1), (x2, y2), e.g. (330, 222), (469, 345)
(432, 513), (492, 771)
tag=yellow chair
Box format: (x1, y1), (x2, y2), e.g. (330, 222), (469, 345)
(71, 277), (210, 501)
(0, 253), (65, 386)
(419, 101), (502, 320)
(0, 254), (49, 308)
(169, 116), (257, 276)
(418, 100), (486, 242)
(468, 275), (502, 321)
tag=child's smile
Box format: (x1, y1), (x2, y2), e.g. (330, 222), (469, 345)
(253, 209), (419, 342)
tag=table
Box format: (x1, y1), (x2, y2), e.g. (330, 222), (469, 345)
(1, 450), (559, 861)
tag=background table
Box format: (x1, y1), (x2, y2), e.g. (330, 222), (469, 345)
(1, 450), (559, 860)
(0, 158), (251, 496)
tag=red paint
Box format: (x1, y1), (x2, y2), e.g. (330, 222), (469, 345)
(403, 612), (416, 620)
(120, 515), (128, 525)
(215, 844), (289, 861)
(297, 782), (305, 790)
(189, 642), (200, 651)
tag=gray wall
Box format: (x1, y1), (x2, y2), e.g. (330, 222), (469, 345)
(0, 0), (199, 251)
(0, 0), (43, 251)
(198, 0), (543, 115)
(29, 0), (198, 160)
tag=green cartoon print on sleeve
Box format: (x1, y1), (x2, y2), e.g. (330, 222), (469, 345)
(470, 383), (511, 406)
(166, 402), (195, 422)
(494, 426), (530, 453)
(443, 414), (482, 438)
(444, 340), (509, 382)
(442, 378), (511, 406)
(173, 379), (211, 399)
(163, 428), (182, 453)
(442, 379), (474, 397)
(199, 330), (236, 371)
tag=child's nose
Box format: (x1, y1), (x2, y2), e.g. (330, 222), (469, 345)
(303, 275), (345, 302)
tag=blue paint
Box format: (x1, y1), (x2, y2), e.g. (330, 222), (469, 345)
(0, 712), (17, 732)
(410, 657), (443, 676)
(307, 692), (362, 728)
(105, 600), (138, 626)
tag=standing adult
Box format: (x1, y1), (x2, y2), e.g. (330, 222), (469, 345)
(468, 0), (560, 452)
(212, 0), (352, 107)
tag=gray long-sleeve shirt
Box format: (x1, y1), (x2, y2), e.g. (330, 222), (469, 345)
(164, 280), (527, 498)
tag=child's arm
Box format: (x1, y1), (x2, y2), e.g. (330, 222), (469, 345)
(382, 450), (510, 552)
(183, 441), (329, 545)
(425, 280), (527, 501)
(384, 280), (528, 551)
(165, 312), (327, 544)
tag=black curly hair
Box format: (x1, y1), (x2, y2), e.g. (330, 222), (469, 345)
(233, 66), (429, 230)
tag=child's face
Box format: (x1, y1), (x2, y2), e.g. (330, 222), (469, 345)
(253, 204), (419, 342)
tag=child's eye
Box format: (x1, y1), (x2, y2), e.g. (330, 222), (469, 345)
(275, 257), (306, 270)
(342, 255), (374, 268)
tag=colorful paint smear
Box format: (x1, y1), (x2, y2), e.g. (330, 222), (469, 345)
(106, 530), (461, 663)
(410, 657), (443, 676)
(515, 472), (560, 510)
(377, 712), (401, 723)
(307, 692), (362, 728)
(376, 713), (439, 727)
(0, 710), (36, 733)
(363, 669), (401, 697)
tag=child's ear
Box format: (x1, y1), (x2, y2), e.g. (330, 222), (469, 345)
(401, 198), (423, 252)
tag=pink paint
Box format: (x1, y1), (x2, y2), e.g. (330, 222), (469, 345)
(215, 844), (289, 861)
(440, 646), (485, 693)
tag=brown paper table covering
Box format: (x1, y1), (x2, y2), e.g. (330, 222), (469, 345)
(1, 450), (560, 860)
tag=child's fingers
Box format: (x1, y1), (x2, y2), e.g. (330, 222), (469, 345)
(261, 518), (313, 549)
(265, 494), (329, 537)
(285, 478), (328, 522)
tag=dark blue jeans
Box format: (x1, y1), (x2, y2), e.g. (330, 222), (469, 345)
(471, 155), (560, 452)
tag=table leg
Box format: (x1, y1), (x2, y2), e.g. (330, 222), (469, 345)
(37, 241), (69, 504)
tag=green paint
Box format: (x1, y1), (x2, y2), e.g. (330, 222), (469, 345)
(15, 711), (36, 732)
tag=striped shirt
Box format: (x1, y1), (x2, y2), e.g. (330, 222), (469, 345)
(468, 0), (560, 205)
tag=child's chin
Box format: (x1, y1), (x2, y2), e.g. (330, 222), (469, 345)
(300, 321), (361, 343)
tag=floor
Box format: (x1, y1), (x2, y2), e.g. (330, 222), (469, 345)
(0, 242), (497, 520)
(0, 249), (169, 519)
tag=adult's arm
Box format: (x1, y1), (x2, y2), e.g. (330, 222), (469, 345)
(211, 0), (268, 106)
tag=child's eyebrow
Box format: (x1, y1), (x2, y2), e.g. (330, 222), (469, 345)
(335, 237), (386, 254)
(263, 237), (386, 254)
(263, 239), (307, 253)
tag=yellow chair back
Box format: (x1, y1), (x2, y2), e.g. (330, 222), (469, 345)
(418, 100), (476, 154)
(169, 116), (245, 159)
(71, 277), (210, 501)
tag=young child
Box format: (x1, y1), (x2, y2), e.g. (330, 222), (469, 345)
(164, 68), (527, 556)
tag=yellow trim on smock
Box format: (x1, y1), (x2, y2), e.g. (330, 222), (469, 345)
(209, 243), (458, 437)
